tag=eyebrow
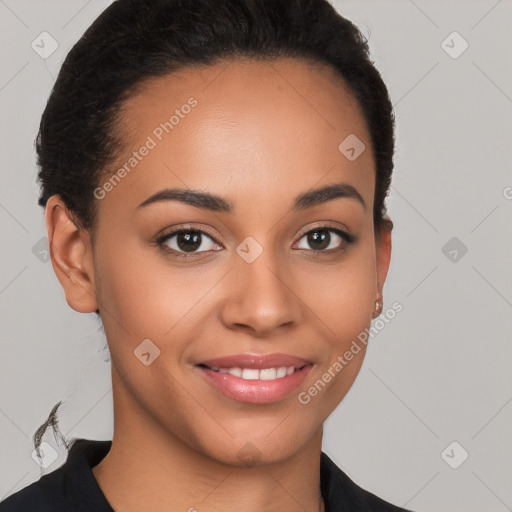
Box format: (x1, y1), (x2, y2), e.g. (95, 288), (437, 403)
(137, 182), (366, 212)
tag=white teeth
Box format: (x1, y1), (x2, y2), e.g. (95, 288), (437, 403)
(210, 366), (296, 380)
(242, 368), (260, 380)
(260, 368), (277, 380)
(227, 367), (243, 377)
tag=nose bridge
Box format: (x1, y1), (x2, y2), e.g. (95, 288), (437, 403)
(222, 234), (301, 334)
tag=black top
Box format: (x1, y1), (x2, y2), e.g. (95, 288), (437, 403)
(0, 439), (412, 511)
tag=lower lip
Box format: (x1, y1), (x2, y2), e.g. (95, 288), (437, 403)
(198, 365), (313, 404)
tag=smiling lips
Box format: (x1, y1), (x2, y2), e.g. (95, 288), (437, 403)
(197, 353), (313, 404)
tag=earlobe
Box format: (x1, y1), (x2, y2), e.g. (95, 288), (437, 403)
(45, 195), (98, 314)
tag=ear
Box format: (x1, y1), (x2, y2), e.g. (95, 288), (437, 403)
(374, 216), (393, 301)
(45, 195), (98, 313)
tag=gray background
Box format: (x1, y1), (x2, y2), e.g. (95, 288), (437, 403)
(1, 1), (511, 511)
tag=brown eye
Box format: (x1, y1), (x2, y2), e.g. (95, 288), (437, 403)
(294, 227), (354, 253)
(158, 229), (221, 257)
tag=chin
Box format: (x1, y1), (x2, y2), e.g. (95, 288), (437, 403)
(192, 426), (314, 468)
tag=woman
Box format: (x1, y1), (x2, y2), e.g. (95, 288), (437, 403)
(0, 0), (410, 510)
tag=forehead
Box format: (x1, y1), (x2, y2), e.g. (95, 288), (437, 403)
(99, 57), (375, 216)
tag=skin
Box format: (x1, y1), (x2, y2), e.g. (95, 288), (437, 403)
(46, 57), (392, 512)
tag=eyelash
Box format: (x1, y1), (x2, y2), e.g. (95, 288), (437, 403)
(155, 223), (356, 259)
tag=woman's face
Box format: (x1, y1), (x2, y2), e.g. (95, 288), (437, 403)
(51, 57), (391, 465)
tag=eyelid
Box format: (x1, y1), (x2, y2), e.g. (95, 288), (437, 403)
(156, 223), (222, 245)
(295, 221), (354, 241)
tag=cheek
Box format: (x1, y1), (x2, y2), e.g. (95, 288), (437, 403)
(92, 236), (177, 343)
(295, 238), (376, 410)
(299, 240), (377, 341)
(92, 237), (225, 360)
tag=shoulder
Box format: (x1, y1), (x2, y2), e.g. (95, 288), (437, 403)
(320, 452), (414, 512)
(0, 438), (113, 512)
(0, 464), (66, 512)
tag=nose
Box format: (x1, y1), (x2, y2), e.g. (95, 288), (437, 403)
(220, 245), (303, 338)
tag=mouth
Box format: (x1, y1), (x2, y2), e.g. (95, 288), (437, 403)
(195, 353), (313, 404)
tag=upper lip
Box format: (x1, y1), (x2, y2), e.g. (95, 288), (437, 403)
(198, 353), (312, 369)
